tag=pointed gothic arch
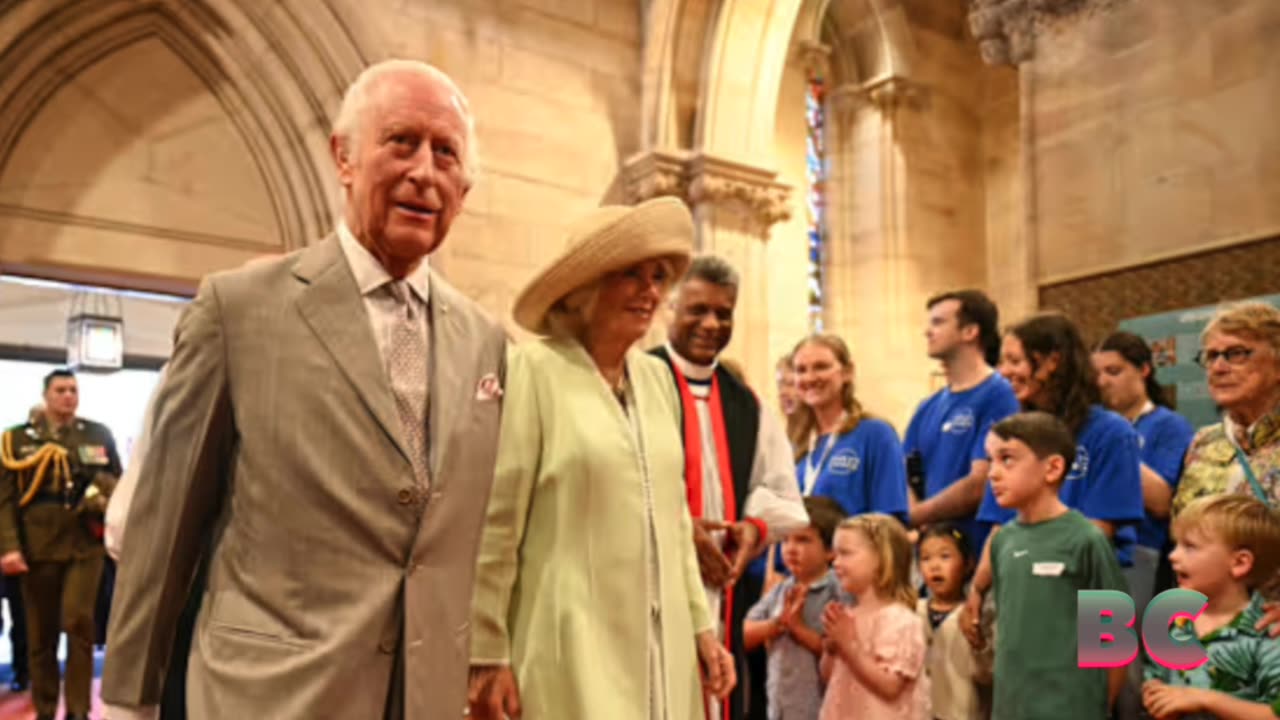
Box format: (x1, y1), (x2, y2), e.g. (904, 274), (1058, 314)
(0, 0), (371, 292)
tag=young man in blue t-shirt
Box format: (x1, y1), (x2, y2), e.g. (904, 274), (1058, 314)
(905, 290), (1019, 552)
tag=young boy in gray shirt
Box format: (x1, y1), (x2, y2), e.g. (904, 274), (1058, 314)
(745, 496), (849, 720)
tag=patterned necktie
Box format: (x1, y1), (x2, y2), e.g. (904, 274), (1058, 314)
(386, 281), (430, 490)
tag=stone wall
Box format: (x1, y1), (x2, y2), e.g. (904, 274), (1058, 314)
(1028, 0), (1280, 284)
(0, 0), (643, 340)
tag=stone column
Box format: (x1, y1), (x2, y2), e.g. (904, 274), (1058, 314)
(622, 149), (792, 394)
(967, 0), (1128, 321)
(823, 76), (937, 428)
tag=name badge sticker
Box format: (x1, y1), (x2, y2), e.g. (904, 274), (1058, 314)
(1032, 561), (1066, 577)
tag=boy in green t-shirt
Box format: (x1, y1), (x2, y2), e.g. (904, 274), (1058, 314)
(984, 411), (1129, 719)
(1142, 494), (1280, 719)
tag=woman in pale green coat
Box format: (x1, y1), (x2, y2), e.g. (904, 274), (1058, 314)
(469, 198), (735, 720)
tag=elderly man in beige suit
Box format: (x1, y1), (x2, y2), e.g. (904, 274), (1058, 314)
(100, 59), (507, 720)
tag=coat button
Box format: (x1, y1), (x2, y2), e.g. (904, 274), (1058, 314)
(397, 487), (414, 505)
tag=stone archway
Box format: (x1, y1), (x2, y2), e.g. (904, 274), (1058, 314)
(635, 0), (1019, 426)
(0, 0), (370, 293)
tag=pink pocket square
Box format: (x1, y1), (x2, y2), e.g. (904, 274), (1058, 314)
(475, 373), (503, 401)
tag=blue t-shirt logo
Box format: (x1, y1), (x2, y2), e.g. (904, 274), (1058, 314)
(828, 450), (861, 475)
(941, 408), (976, 435)
(1066, 445), (1090, 482)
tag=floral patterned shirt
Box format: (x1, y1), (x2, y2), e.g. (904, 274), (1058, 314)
(1143, 593), (1280, 717)
(1172, 405), (1280, 517)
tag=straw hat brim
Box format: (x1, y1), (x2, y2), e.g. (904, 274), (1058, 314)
(512, 197), (694, 335)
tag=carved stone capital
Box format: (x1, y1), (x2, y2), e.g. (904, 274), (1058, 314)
(795, 40), (832, 77)
(968, 0), (1120, 66)
(686, 153), (792, 233)
(829, 76), (923, 116)
(622, 150), (792, 237)
(621, 149), (689, 204)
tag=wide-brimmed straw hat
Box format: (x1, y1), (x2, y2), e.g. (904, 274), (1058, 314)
(512, 196), (694, 334)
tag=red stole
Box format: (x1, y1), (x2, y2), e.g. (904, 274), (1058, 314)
(672, 366), (738, 720)
(672, 367), (737, 524)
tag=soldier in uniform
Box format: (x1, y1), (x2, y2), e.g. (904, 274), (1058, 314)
(0, 369), (120, 720)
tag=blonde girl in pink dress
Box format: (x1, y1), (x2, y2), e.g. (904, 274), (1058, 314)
(820, 513), (930, 720)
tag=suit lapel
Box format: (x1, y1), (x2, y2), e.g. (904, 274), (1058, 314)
(293, 236), (414, 471)
(427, 272), (467, 487)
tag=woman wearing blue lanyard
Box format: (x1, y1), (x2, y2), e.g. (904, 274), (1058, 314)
(788, 334), (908, 523)
(1092, 331), (1195, 612)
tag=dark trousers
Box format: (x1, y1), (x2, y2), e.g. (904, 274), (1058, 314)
(1, 575), (28, 681)
(739, 570), (768, 720)
(23, 555), (104, 716)
(95, 556), (116, 646)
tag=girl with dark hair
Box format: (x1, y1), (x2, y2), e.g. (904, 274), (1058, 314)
(961, 314), (1145, 684)
(1092, 331), (1195, 611)
(976, 314), (1143, 563)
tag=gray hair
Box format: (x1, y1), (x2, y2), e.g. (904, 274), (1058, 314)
(683, 254), (739, 290)
(332, 59), (481, 184)
(1203, 301), (1280, 357)
(544, 283), (601, 341)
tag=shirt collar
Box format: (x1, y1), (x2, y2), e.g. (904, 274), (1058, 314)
(665, 342), (717, 382)
(337, 221), (431, 304)
(1132, 401), (1157, 424)
(798, 570), (837, 592)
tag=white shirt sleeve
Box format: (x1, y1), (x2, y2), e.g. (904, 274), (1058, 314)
(103, 703), (160, 720)
(105, 365), (165, 561)
(742, 404), (808, 543)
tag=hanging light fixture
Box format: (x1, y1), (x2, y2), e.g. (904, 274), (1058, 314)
(66, 288), (124, 370)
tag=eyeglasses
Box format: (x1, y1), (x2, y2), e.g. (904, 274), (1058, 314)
(1194, 346), (1255, 368)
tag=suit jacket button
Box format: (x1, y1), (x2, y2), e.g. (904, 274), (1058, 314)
(397, 487), (414, 505)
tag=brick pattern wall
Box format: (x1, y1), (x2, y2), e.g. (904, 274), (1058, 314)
(1038, 236), (1280, 346)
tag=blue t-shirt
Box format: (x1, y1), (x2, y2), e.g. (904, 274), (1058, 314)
(904, 373), (1020, 551)
(748, 419), (909, 581)
(977, 405), (1144, 566)
(796, 418), (909, 523)
(1133, 406), (1195, 551)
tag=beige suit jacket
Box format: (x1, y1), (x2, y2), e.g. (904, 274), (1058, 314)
(100, 236), (507, 719)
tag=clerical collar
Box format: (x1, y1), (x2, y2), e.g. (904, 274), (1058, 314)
(666, 342), (717, 382)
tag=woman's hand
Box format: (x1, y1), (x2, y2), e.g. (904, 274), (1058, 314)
(696, 630), (737, 699)
(468, 664), (522, 720)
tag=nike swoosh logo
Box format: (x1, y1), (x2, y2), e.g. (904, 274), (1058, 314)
(1013, 550), (1029, 557)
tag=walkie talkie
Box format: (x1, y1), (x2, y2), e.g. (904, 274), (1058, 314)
(906, 450), (925, 500)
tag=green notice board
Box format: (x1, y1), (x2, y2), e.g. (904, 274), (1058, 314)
(1118, 294), (1280, 429)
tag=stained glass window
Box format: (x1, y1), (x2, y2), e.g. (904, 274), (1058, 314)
(805, 69), (827, 332)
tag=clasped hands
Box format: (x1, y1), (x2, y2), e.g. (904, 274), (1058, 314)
(693, 518), (761, 589)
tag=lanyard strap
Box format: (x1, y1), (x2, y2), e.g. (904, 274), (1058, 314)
(803, 433), (838, 496)
(1232, 445), (1271, 506)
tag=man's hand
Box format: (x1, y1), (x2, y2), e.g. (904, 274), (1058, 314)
(696, 630), (736, 699)
(723, 520), (761, 586)
(692, 519), (733, 588)
(959, 587), (984, 649)
(0, 551), (27, 576)
(1255, 600), (1280, 638)
(468, 665), (521, 720)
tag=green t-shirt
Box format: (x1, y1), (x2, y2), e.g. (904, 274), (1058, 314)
(991, 509), (1129, 720)
(1144, 592), (1280, 717)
